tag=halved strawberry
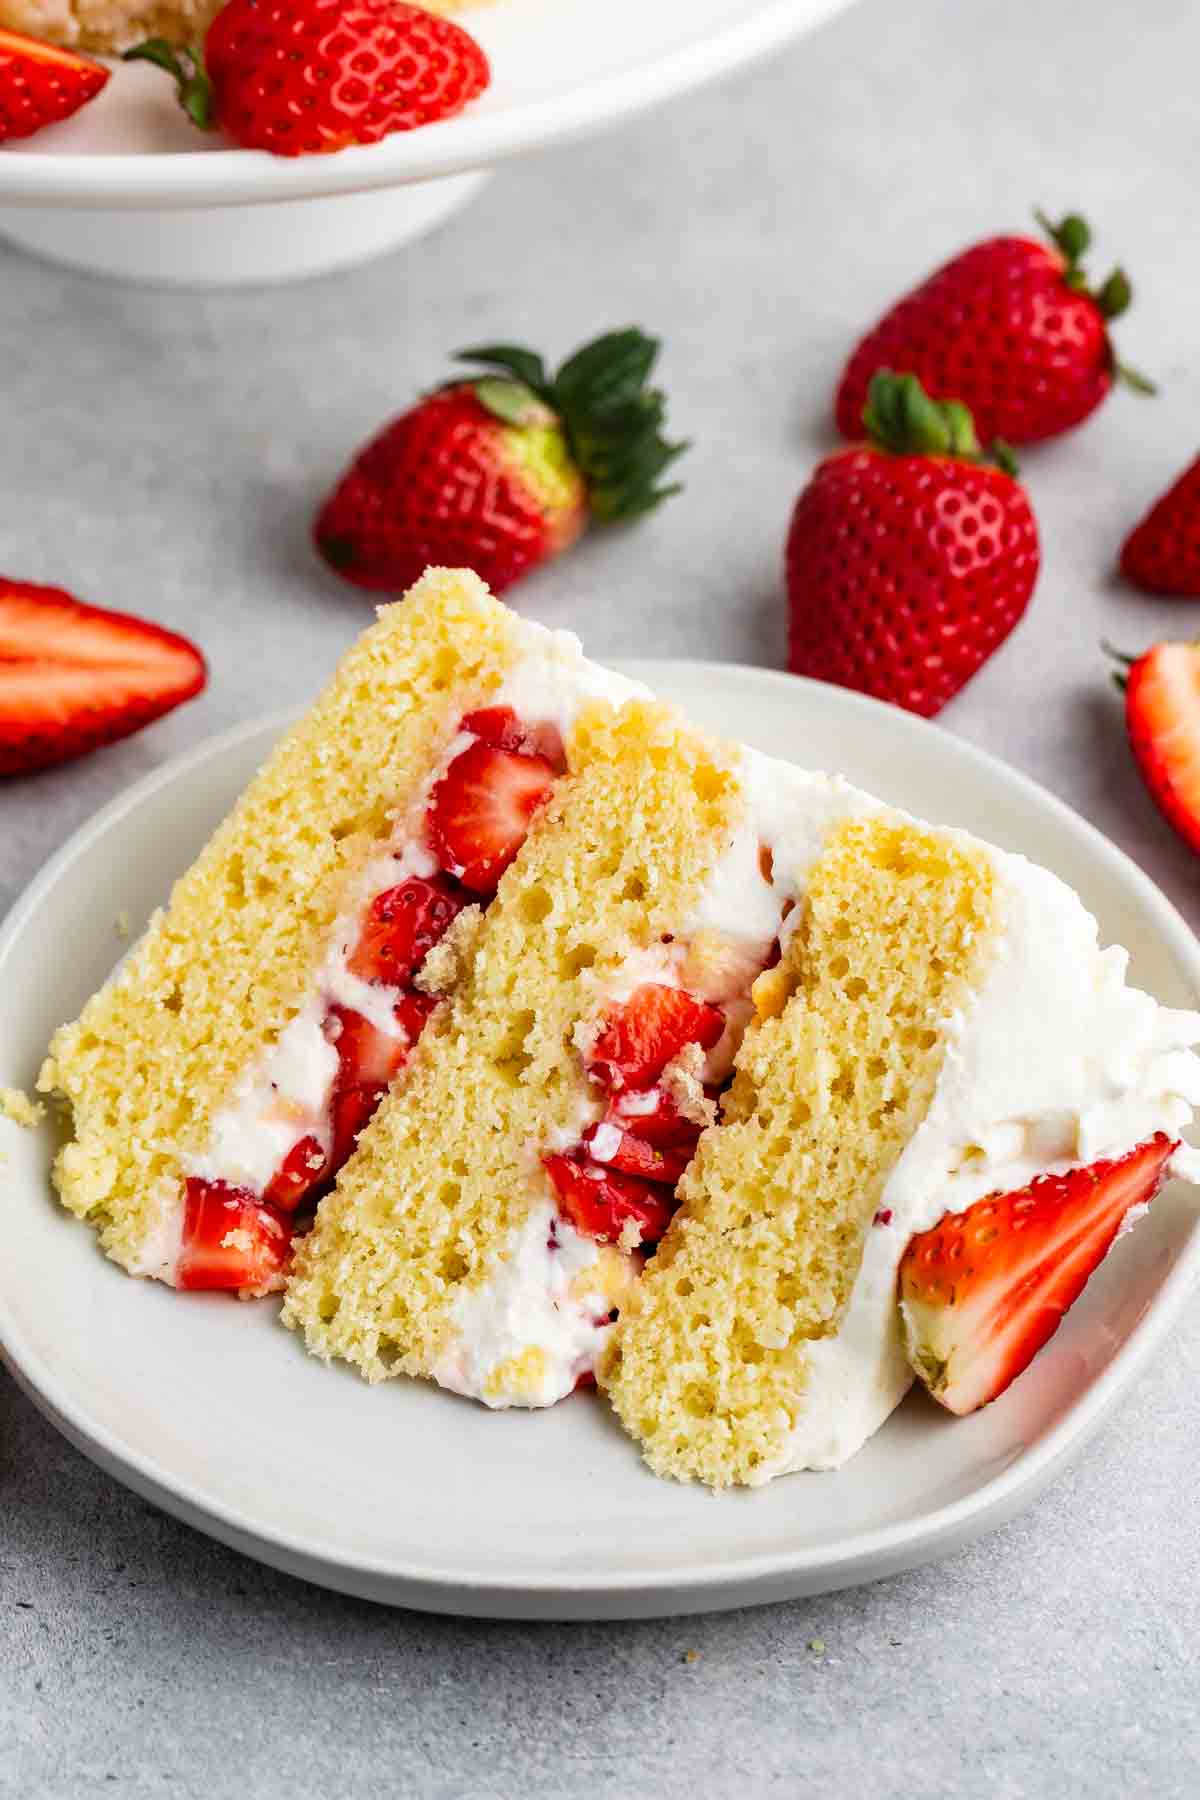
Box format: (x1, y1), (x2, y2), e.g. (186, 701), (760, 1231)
(1117, 640), (1200, 855)
(346, 874), (467, 986)
(426, 739), (556, 894)
(263, 1134), (328, 1212)
(0, 29), (109, 143)
(899, 1133), (1177, 1415)
(177, 1178), (290, 1292)
(543, 1153), (676, 1246)
(0, 579), (206, 777)
(588, 984), (725, 1092)
(460, 705), (567, 772)
(583, 1117), (696, 1185)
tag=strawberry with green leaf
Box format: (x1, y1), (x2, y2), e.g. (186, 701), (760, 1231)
(314, 330), (686, 595)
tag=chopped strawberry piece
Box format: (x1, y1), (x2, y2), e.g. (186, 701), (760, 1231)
(583, 1119), (695, 1185)
(327, 1004), (410, 1089)
(263, 1134), (328, 1212)
(543, 1153), (676, 1246)
(461, 705), (567, 772)
(346, 874), (467, 986)
(609, 1086), (705, 1155)
(426, 740), (556, 894)
(899, 1133), (1177, 1415)
(394, 987), (440, 1042)
(330, 1082), (388, 1173)
(588, 984), (724, 1092)
(177, 1178), (290, 1292)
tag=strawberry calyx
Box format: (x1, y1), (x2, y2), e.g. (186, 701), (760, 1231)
(861, 370), (1020, 477)
(453, 330), (687, 524)
(1033, 209), (1155, 394)
(122, 38), (213, 130)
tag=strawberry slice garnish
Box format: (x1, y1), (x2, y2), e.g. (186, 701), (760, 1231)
(0, 578), (206, 777)
(899, 1134), (1177, 1415)
(263, 1134), (328, 1212)
(460, 705), (567, 773)
(426, 739), (556, 894)
(543, 1154), (676, 1247)
(177, 1178), (290, 1292)
(346, 874), (467, 986)
(588, 984), (725, 1092)
(1112, 640), (1200, 855)
(0, 29), (109, 143)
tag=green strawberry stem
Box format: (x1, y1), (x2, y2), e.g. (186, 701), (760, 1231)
(123, 39), (214, 131)
(454, 329), (687, 522)
(1034, 208), (1157, 393)
(861, 371), (1018, 475)
(1102, 639), (1138, 695)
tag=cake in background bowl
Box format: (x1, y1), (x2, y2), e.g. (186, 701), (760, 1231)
(0, 0), (478, 54)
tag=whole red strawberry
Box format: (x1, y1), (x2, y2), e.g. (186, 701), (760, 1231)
(314, 331), (685, 595)
(1107, 640), (1200, 855)
(0, 578), (206, 777)
(125, 0), (489, 156)
(787, 371), (1040, 717)
(835, 211), (1152, 447)
(1119, 454), (1200, 596)
(0, 28), (108, 142)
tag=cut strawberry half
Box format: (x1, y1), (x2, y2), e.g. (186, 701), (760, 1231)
(0, 29), (109, 143)
(263, 1134), (328, 1212)
(543, 1153), (676, 1246)
(899, 1133), (1177, 1415)
(583, 1118), (696, 1185)
(426, 739), (556, 894)
(325, 992), (439, 1172)
(0, 578), (206, 777)
(1122, 641), (1200, 855)
(461, 705), (566, 773)
(588, 984), (725, 1092)
(177, 1178), (290, 1292)
(346, 874), (467, 986)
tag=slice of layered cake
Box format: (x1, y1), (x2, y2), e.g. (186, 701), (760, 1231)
(42, 569), (1200, 1480)
(38, 568), (645, 1296)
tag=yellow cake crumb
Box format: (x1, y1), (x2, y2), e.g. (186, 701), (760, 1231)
(0, 1086), (44, 1129)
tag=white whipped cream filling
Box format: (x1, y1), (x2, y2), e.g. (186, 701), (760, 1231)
(431, 1201), (620, 1408)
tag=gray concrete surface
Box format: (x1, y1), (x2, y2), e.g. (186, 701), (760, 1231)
(3, 0), (1199, 1792)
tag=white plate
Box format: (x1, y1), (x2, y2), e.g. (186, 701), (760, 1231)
(0, 0), (854, 208)
(2, 662), (1198, 1621)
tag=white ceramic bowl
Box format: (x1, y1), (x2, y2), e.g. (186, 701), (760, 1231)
(2, 662), (1198, 1621)
(0, 0), (856, 285)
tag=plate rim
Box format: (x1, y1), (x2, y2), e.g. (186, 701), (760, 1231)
(2, 660), (1199, 1617)
(0, 0), (856, 210)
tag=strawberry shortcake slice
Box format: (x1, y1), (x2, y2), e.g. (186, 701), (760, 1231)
(39, 568), (645, 1296)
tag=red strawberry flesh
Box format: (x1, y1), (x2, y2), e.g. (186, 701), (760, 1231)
(263, 1134), (328, 1212)
(899, 1133), (1177, 1415)
(0, 29), (109, 143)
(177, 1178), (290, 1292)
(426, 739), (556, 894)
(1120, 455), (1200, 597)
(588, 984), (725, 1092)
(346, 874), (467, 986)
(0, 579), (206, 777)
(1125, 642), (1200, 855)
(461, 705), (567, 772)
(542, 1154), (676, 1247)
